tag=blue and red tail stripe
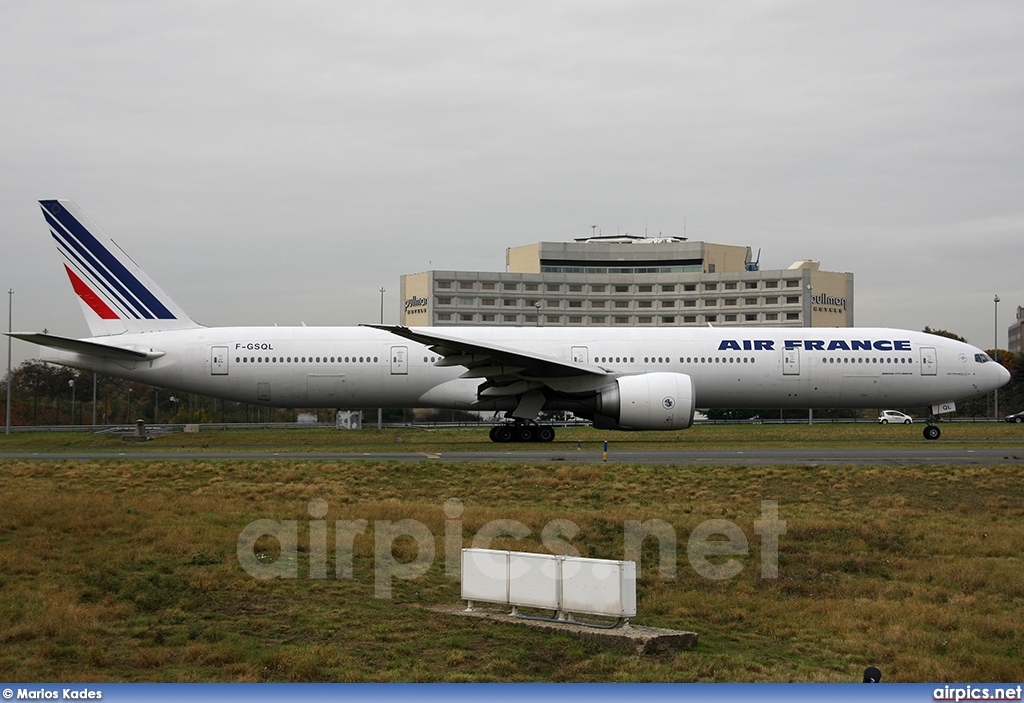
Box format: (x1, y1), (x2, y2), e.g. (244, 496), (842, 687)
(40, 200), (177, 321)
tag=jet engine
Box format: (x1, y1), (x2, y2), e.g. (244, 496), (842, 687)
(592, 372), (695, 431)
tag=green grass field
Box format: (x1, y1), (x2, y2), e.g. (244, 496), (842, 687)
(1, 424), (1023, 682)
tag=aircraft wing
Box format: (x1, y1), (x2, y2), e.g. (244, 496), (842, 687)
(8, 333), (165, 361)
(366, 325), (609, 380)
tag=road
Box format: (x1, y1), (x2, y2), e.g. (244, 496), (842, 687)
(2, 446), (1023, 465)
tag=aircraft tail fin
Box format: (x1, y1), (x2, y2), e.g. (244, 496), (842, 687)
(39, 200), (201, 337)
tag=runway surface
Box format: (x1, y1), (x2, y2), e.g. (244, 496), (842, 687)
(2, 446), (1023, 465)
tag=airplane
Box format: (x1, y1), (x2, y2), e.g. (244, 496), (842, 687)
(8, 199), (1010, 442)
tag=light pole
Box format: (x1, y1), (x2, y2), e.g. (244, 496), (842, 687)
(6, 288), (12, 435)
(807, 283), (813, 425)
(994, 294), (1000, 420)
(69, 379), (75, 425)
(378, 287), (385, 430)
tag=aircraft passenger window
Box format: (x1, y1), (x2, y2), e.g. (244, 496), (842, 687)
(374, 357), (378, 362)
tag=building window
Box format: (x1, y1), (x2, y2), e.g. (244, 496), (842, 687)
(786, 280), (799, 288)
(638, 285), (653, 293)
(683, 300), (696, 308)
(684, 315), (697, 323)
(704, 315), (717, 323)
(503, 299), (517, 307)
(569, 285), (583, 292)
(614, 316), (630, 324)
(661, 300), (675, 308)
(482, 314), (495, 321)
(591, 285), (606, 293)
(745, 282), (758, 289)
(546, 300), (560, 308)
(459, 282), (475, 290)
(786, 312), (800, 320)
(436, 297), (452, 305)
(592, 316), (606, 324)
(437, 281), (452, 289)
(786, 296), (799, 304)
(437, 313), (452, 321)
(525, 315), (538, 324)
(662, 316), (675, 324)
(639, 316), (653, 324)
(547, 284), (561, 292)
(684, 284), (697, 292)
(724, 282), (737, 290)
(503, 283), (518, 291)
(568, 300), (582, 308)
(458, 297), (474, 305)
(705, 283), (717, 291)
(546, 315), (560, 324)
(503, 314), (518, 322)
(745, 313), (758, 321)
(745, 298), (758, 305)
(615, 285), (630, 293)
(724, 298), (737, 306)
(482, 282), (496, 290)
(725, 314), (737, 322)
(766, 313), (778, 321)
(765, 281), (778, 289)
(460, 313), (474, 321)
(704, 299), (718, 307)
(482, 298), (495, 306)
(765, 297), (778, 305)
(569, 316), (583, 324)
(662, 284), (675, 292)
(615, 301), (630, 309)
(525, 283), (538, 291)
(592, 300), (606, 308)
(638, 301), (653, 308)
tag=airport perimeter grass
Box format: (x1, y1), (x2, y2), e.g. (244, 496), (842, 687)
(1, 426), (1023, 682)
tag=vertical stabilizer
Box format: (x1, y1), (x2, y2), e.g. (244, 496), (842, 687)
(39, 199), (201, 337)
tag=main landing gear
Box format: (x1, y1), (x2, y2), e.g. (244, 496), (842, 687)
(489, 421), (556, 443)
(923, 423), (941, 441)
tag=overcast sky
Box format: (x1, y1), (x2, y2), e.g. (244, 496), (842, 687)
(3, 1), (1022, 366)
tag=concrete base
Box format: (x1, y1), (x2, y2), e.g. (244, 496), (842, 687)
(428, 604), (698, 655)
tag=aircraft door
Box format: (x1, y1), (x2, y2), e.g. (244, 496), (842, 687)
(920, 347), (937, 376)
(571, 346), (589, 365)
(390, 346), (408, 375)
(211, 346), (229, 375)
(783, 347), (800, 375)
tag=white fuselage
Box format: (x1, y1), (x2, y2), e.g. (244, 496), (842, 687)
(42, 326), (1007, 412)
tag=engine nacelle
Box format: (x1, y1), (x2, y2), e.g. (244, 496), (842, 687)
(593, 372), (695, 431)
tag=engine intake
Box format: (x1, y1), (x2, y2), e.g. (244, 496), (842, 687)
(593, 372), (695, 431)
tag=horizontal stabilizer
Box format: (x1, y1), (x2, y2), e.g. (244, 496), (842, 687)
(8, 333), (165, 361)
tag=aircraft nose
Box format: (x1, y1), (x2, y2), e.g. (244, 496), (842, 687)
(997, 363), (1011, 387)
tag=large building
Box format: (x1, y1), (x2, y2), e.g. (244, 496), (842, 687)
(1009, 306), (1023, 355)
(400, 235), (854, 328)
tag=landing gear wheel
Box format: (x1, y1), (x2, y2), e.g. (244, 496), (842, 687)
(515, 425), (536, 442)
(492, 425), (515, 443)
(923, 425), (941, 441)
(536, 425), (556, 442)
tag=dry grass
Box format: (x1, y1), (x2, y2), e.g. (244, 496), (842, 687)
(1, 429), (1023, 682)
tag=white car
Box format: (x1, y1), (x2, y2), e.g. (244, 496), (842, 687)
(878, 410), (913, 424)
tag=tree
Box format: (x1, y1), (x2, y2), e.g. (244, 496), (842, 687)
(923, 326), (967, 343)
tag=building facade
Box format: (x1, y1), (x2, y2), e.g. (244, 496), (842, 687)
(401, 236), (854, 328)
(1009, 306), (1023, 356)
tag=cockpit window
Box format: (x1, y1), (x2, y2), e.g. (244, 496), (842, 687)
(975, 353), (993, 363)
